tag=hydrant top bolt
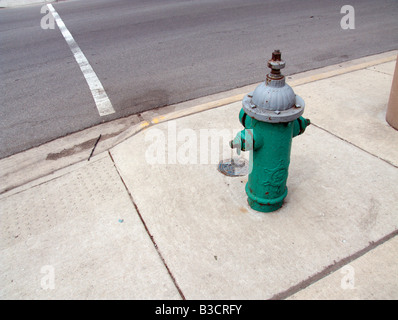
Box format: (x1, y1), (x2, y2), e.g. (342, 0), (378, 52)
(272, 49), (281, 59)
(267, 49), (286, 75)
(242, 49), (305, 123)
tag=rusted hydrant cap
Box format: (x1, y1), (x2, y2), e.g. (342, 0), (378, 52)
(242, 50), (305, 123)
(267, 49), (285, 71)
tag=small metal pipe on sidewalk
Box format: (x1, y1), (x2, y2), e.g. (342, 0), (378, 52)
(386, 56), (398, 130)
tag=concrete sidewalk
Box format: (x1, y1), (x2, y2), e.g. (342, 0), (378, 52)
(1, 51), (397, 300)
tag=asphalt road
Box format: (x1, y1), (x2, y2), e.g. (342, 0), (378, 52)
(1, 0), (397, 159)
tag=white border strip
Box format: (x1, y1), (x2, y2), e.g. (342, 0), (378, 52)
(47, 4), (115, 117)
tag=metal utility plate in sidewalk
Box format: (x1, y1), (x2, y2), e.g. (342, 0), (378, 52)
(110, 98), (398, 299)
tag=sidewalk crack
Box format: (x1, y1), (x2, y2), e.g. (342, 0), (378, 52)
(365, 67), (394, 76)
(271, 230), (398, 300)
(108, 150), (186, 300)
(310, 123), (398, 169)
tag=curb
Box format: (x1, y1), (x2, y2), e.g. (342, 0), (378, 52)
(138, 50), (397, 137)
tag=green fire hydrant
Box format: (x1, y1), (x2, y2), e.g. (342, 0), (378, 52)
(230, 50), (310, 213)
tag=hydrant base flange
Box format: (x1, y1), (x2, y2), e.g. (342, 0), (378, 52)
(246, 184), (287, 212)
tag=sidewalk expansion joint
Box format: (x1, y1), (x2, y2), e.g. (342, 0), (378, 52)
(271, 230), (398, 300)
(310, 123), (398, 169)
(107, 150), (186, 300)
(365, 67), (394, 76)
